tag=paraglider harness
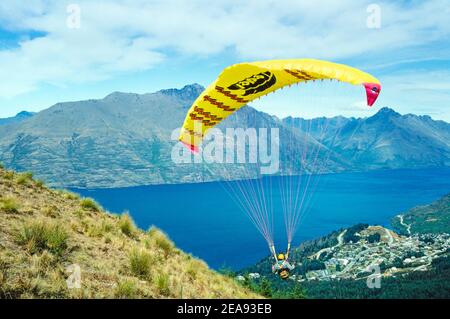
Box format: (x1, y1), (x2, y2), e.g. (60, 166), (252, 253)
(271, 243), (294, 280)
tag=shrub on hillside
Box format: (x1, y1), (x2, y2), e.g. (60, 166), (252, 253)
(64, 191), (80, 200)
(344, 223), (369, 243)
(35, 179), (45, 188)
(42, 205), (60, 218)
(129, 248), (153, 279)
(16, 172), (33, 185)
(88, 220), (114, 237)
(156, 273), (170, 296)
(18, 221), (68, 256)
(0, 197), (20, 213)
(3, 171), (14, 180)
(119, 213), (136, 237)
(80, 198), (100, 211)
(115, 279), (138, 298)
(368, 233), (381, 243)
(148, 227), (173, 255)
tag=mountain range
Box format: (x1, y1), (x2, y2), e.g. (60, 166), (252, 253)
(284, 108), (450, 170)
(0, 84), (449, 188)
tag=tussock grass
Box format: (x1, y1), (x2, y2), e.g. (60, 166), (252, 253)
(115, 279), (138, 298)
(87, 220), (114, 238)
(129, 248), (153, 279)
(3, 171), (14, 180)
(73, 210), (84, 219)
(42, 206), (59, 218)
(0, 196), (20, 213)
(80, 219), (89, 233)
(17, 221), (68, 256)
(148, 227), (174, 255)
(186, 260), (199, 280)
(16, 172), (33, 185)
(156, 273), (170, 296)
(186, 259), (209, 281)
(30, 251), (55, 276)
(63, 191), (80, 200)
(35, 179), (45, 188)
(80, 198), (100, 211)
(102, 220), (114, 233)
(119, 213), (136, 237)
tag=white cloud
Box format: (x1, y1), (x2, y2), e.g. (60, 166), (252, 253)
(0, 0), (449, 99)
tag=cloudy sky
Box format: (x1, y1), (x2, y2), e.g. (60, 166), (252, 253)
(0, 0), (449, 120)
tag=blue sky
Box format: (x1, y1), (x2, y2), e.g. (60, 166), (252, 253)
(0, 0), (449, 120)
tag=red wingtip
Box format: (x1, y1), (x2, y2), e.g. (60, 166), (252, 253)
(181, 141), (199, 154)
(363, 83), (381, 107)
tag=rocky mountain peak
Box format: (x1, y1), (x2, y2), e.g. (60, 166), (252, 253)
(158, 83), (204, 101)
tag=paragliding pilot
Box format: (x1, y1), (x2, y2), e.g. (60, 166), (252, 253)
(271, 244), (295, 280)
(178, 58), (381, 281)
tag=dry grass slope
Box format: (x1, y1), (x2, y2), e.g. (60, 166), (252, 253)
(0, 167), (260, 299)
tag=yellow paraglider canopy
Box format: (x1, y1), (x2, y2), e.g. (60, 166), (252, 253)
(179, 58), (381, 152)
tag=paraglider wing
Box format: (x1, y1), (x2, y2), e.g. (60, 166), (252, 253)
(179, 58), (381, 152)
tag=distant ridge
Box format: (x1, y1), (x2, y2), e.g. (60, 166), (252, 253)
(158, 83), (204, 102)
(0, 84), (449, 188)
(0, 111), (35, 126)
(284, 106), (450, 170)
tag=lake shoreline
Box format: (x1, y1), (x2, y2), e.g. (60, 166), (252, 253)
(73, 167), (450, 270)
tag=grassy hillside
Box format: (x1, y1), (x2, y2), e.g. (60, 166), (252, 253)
(0, 166), (259, 299)
(391, 193), (450, 234)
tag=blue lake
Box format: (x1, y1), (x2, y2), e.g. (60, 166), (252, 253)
(74, 168), (450, 270)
